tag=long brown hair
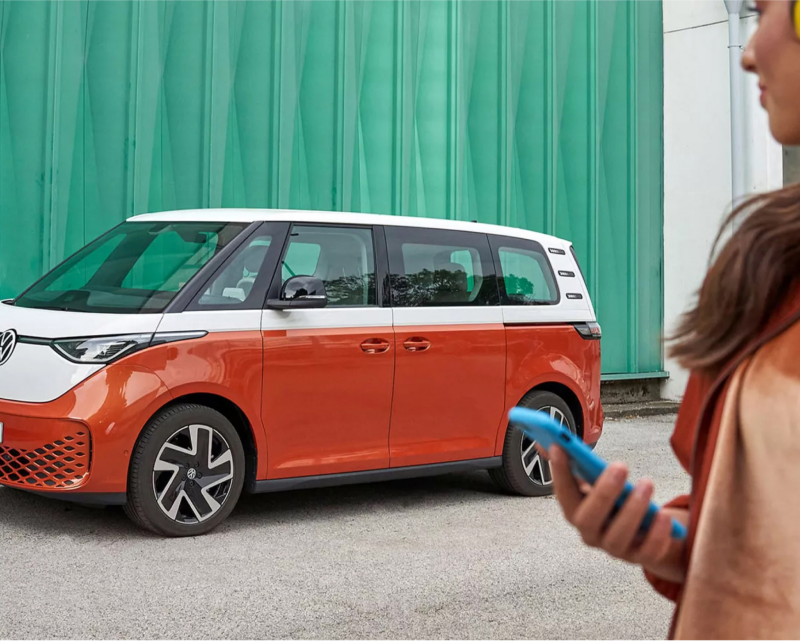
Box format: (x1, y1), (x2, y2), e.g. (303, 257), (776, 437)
(670, 182), (800, 376)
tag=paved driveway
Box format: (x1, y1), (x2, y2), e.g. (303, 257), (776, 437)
(0, 415), (687, 639)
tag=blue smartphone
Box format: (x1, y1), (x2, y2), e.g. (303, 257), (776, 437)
(509, 407), (687, 541)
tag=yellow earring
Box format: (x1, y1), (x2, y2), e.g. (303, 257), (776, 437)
(795, 1), (800, 39)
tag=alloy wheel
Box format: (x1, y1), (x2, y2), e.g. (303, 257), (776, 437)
(519, 406), (568, 487)
(153, 424), (234, 524)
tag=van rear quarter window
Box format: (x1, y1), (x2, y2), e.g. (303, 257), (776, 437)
(489, 235), (559, 305)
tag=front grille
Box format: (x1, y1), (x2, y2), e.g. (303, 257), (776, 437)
(0, 430), (90, 489)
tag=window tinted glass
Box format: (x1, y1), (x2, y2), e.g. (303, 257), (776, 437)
(198, 233), (273, 306)
(122, 228), (219, 291)
(282, 241), (322, 281)
(491, 236), (558, 305)
(386, 226), (497, 307)
(449, 249), (476, 291)
(14, 221), (247, 314)
(281, 226), (376, 307)
(51, 234), (126, 292)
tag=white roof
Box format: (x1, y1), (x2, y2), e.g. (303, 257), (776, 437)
(128, 208), (570, 248)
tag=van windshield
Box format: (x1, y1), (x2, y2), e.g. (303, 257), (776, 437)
(14, 221), (248, 314)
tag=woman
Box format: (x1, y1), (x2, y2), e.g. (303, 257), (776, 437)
(548, 1), (800, 637)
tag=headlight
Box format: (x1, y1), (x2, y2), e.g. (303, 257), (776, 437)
(52, 334), (153, 364)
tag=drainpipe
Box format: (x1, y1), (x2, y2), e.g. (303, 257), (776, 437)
(724, 0), (746, 213)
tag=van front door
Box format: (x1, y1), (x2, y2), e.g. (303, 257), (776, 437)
(260, 224), (394, 478)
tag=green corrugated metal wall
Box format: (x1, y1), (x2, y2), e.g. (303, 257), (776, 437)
(0, 0), (663, 376)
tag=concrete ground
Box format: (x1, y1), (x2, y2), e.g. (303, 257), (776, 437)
(0, 415), (687, 640)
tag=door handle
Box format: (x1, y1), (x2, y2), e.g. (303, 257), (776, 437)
(360, 338), (391, 354)
(403, 337), (431, 352)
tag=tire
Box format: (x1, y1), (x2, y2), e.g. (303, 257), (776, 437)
(490, 391), (577, 497)
(124, 404), (245, 537)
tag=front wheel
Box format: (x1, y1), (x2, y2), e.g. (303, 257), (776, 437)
(490, 391), (577, 497)
(124, 404), (245, 536)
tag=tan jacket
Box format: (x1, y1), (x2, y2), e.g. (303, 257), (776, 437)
(675, 320), (800, 639)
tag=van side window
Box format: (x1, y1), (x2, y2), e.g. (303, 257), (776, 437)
(282, 242), (322, 282)
(281, 226), (376, 307)
(197, 233), (274, 305)
(385, 226), (498, 307)
(490, 236), (559, 305)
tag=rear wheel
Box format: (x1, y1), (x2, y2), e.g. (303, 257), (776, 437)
(490, 391), (577, 497)
(124, 404), (245, 536)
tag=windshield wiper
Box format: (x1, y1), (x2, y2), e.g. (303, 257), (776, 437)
(34, 304), (75, 312)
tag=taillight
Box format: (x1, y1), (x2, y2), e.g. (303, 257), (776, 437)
(574, 322), (601, 340)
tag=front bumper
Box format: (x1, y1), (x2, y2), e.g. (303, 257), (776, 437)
(0, 362), (173, 501)
(0, 416), (91, 489)
(0, 416), (124, 505)
(17, 487), (126, 505)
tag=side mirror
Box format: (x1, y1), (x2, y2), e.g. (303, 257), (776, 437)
(267, 276), (328, 310)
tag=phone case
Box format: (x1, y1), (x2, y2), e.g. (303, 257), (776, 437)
(508, 407), (687, 541)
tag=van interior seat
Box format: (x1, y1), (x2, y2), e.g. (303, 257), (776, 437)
(432, 250), (469, 304)
(235, 244), (270, 297)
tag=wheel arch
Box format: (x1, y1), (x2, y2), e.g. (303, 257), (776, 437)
(136, 393), (259, 493)
(495, 379), (587, 456)
(521, 382), (584, 439)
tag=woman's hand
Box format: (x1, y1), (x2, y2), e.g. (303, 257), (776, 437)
(548, 445), (688, 584)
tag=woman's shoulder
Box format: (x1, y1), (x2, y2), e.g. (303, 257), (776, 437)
(738, 319), (800, 438)
(746, 318), (800, 385)
(680, 319), (800, 640)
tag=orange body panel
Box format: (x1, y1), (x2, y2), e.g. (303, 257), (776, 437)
(500, 324), (603, 453)
(390, 324), (506, 467)
(262, 326), (395, 478)
(0, 332), (267, 495)
(0, 363), (170, 494)
(135, 331), (267, 477)
(0, 322), (602, 499)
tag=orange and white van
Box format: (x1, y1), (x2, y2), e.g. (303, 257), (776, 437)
(0, 210), (602, 536)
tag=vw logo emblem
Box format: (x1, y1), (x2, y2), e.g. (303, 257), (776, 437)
(0, 329), (17, 367)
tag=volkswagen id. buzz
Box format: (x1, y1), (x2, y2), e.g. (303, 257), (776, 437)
(0, 210), (603, 536)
